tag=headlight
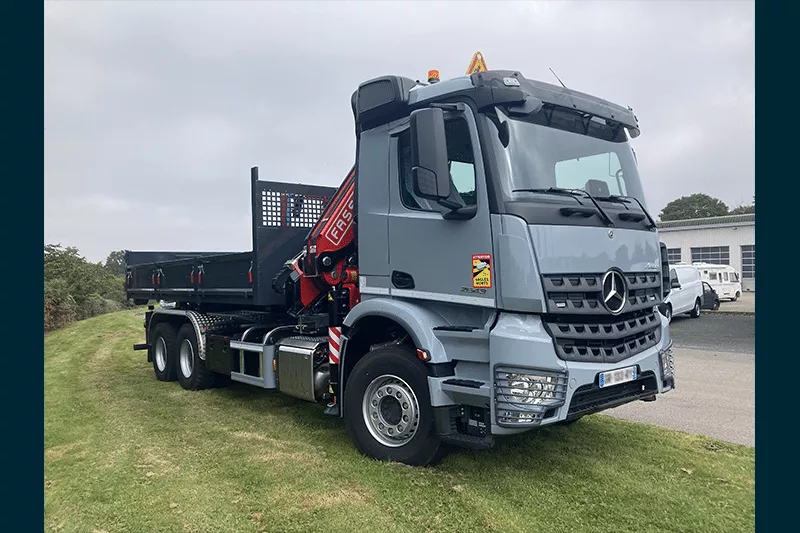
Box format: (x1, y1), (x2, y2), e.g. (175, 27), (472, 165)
(496, 372), (562, 405)
(494, 369), (568, 426)
(659, 342), (675, 377)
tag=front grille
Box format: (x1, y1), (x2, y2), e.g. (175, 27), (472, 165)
(542, 271), (663, 316)
(541, 270), (664, 364)
(543, 309), (662, 363)
(567, 370), (658, 417)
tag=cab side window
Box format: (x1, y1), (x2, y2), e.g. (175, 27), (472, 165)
(398, 117), (477, 211)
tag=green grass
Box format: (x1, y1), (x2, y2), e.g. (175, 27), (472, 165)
(45, 309), (755, 533)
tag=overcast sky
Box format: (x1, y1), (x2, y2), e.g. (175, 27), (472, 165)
(45, 0), (754, 263)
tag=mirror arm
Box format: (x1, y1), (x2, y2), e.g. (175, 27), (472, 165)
(442, 204), (478, 220)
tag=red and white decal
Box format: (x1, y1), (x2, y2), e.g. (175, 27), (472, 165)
(328, 327), (342, 364)
(323, 189), (355, 247)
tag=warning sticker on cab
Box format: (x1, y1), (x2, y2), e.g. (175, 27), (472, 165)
(472, 254), (492, 289)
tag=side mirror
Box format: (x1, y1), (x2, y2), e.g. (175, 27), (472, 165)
(410, 107), (450, 201)
(669, 270), (680, 289)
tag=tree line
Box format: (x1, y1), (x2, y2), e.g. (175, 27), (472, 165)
(44, 245), (132, 331)
(659, 194), (754, 222)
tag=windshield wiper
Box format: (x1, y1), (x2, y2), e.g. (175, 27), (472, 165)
(513, 187), (585, 198)
(597, 195), (657, 229)
(513, 187), (615, 226)
(573, 189), (614, 226)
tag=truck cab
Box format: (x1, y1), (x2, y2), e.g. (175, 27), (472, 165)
(339, 70), (674, 461)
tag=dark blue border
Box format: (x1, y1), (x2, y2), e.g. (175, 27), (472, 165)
(756, 1), (791, 529)
(7, 0), (43, 523)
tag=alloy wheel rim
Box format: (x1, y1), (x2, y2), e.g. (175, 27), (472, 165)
(155, 337), (167, 372)
(179, 339), (194, 378)
(362, 374), (420, 448)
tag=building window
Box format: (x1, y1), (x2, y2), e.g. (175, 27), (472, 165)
(741, 245), (755, 279)
(666, 248), (681, 263)
(691, 246), (730, 265)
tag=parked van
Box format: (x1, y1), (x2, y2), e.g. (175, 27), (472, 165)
(659, 264), (704, 322)
(692, 262), (742, 301)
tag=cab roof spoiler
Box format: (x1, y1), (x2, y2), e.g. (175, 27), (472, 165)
(351, 69), (640, 137)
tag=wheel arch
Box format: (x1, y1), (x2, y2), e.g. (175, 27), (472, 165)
(148, 310), (207, 360)
(343, 299), (448, 363)
(340, 299), (451, 416)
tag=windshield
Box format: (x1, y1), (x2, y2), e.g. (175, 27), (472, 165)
(484, 106), (648, 209)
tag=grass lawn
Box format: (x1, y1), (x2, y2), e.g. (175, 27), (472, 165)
(45, 309), (755, 533)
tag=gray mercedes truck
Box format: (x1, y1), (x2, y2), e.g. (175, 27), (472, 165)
(126, 67), (675, 466)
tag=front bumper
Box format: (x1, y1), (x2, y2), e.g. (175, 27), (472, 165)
(491, 340), (674, 432)
(427, 312), (675, 435)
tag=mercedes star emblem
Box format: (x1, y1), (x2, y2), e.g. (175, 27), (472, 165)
(601, 270), (627, 314)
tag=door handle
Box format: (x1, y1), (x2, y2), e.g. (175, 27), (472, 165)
(391, 271), (415, 290)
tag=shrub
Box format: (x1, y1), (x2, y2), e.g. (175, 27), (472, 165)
(44, 244), (132, 331)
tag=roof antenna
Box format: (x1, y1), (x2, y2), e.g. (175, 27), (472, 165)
(549, 67), (568, 89)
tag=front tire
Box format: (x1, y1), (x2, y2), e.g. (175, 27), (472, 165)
(690, 298), (701, 318)
(176, 324), (215, 391)
(343, 345), (441, 466)
(664, 304), (673, 323)
(151, 323), (178, 381)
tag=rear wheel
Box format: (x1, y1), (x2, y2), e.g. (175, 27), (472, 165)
(176, 324), (215, 391)
(734, 291), (741, 301)
(690, 298), (701, 318)
(344, 345), (442, 466)
(151, 323), (177, 381)
(712, 299), (720, 311)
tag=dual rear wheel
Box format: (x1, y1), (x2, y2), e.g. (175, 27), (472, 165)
(150, 322), (215, 390)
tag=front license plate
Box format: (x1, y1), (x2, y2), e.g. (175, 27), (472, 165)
(599, 366), (637, 388)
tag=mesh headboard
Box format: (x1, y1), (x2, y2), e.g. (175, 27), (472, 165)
(250, 172), (337, 306)
(261, 189), (330, 229)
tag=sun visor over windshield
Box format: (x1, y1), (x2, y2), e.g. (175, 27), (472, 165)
(471, 70), (641, 137)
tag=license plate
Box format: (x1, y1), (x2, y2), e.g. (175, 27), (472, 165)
(599, 366), (637, 388)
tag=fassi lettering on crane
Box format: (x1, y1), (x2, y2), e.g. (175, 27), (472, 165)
(324, 188), (355, 246)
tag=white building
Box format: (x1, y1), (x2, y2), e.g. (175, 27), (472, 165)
(657, 213), (755, 292)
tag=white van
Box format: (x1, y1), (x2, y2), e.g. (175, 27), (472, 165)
(659, 264), (704, 322)
(692, 262), (742, 301)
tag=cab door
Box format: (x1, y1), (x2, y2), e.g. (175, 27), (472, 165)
(385, 107), (495, 308)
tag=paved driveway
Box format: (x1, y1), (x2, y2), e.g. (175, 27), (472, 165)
(602, 315), (755, 447)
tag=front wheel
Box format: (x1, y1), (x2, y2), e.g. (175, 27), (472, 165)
(343, 345), (442, 466)
(663, 304), (673, 323)
(690, 298), (701, 318)
(712, 299), (720, 311)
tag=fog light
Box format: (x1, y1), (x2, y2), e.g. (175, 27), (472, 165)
(498, 411), (539, 424)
